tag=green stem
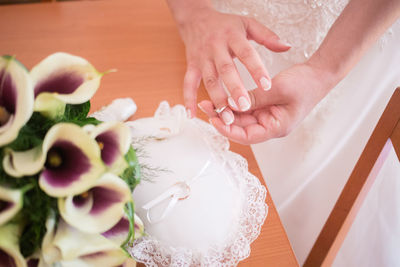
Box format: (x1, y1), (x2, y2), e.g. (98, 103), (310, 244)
(99, 69), (117, 76)
(20, 183), (34, 194)
(121, 201), (135, 250)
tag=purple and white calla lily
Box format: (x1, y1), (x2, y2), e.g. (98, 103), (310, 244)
(85, 122), (131, 175)
(58, 172), (131, 234)
(43, 220), (127, 267)
(0, 187), (23, 226)
(0, 55), (34, 146)
(3, 123), (105, 197)
(102, 213), (145, 246)
(31, 53), (104, 118)
(0, 223), (26, 267)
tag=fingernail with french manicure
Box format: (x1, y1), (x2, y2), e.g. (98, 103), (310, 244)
(228, 96), (238, 110)
(221, 110), (234, 125)
(238, 96), (251, 111)
(197, 103), (206, 113)
(260, 77), (271, 91)
(278, 39), (291, 47)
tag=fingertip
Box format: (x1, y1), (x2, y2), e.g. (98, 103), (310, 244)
(237, 96), (251, 111)
(259, 76), (271, 91)
(197, 100), (214, 114)
(198, 100), (217, 117)
(209, 117), (217, 127)
(228, 96), (239, 110)
(270, 39), (292, 52)
(221, 109), (234, 125)
(197, 102), (206, 114)
(183, 67), (201, 117)
(184, 97), (197, 116)
(186, 107), (195, 119)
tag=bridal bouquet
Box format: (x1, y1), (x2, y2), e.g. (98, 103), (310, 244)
(0, 53), (144, 266)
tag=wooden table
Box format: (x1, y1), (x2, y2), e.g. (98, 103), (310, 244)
(0, 1), (298, 266)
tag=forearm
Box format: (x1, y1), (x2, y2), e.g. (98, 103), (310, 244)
(165, 0), (213, 25)
(308, 0), (400, 88)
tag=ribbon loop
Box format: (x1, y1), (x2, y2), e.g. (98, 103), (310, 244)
(142, 160), (210, 224)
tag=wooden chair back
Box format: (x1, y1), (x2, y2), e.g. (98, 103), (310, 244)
(304, 87), (400, 266)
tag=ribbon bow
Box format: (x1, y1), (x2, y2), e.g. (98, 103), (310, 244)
(142, 160), (211, 224)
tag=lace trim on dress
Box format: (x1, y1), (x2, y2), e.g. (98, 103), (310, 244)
(212, 0), (397, 65)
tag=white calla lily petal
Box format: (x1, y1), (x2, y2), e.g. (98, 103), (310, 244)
(31, 52), (103, 118)
(3, 146), (43, 178)
(0, 223), (26, 267)
(33, 93), (66, 119)
(3, 123), (105, 197)
(41, 213), (62, 265)
(58, 173), (131, 233)
(134, 213), (145, 239)
(0, 187), (23, 226)
(0, 55), (34, 146)
(89, 122), (131, 175)
(52, 220), (127, 265)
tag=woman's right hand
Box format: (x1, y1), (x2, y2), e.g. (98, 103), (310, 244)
(167, 0), (291, 122)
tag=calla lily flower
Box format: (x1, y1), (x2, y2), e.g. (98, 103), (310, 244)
(3, 123), (105, 197)
(43, 219), (127, 267)
(85, 122), (131, 175)
(0, 223), (26, 267)
(0, 55), (34, 146)
(102, 213), (145, 246)
(40, 213), (62, 265)
(31, 52), (103, 118)
(0, 187), (23, 226)
(58, 173), (131, 234)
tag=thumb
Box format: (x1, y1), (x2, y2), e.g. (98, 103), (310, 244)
(245, 18), (291, 52)
(248, 86), (284, 110)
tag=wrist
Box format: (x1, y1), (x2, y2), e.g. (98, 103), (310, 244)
(166, 0), (213, 26)
(306, 50), (346, 92)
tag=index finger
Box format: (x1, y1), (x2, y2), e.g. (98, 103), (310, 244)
(183, 65), (202, 118)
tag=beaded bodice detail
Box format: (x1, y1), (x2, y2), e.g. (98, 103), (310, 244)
(212, 0), (349, 63)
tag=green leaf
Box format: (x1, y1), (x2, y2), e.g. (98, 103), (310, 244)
(18, 182), (58, 257)
(61, 101), (102, 126)
(63, 101), (90, 120)
(0, 169), (58, 258)
(6, 112), (53, 151)
(120, 147), (141, 191)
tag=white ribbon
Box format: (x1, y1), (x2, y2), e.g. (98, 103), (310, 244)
(142, 160), (211, 224)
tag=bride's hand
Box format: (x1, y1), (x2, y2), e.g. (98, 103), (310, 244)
(198, 63), (338, 145)
(167, 1), (291, 120)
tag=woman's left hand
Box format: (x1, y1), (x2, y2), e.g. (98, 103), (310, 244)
(198, 63), (337, 145)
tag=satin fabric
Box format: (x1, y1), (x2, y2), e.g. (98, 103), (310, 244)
(242, 21), (400, 266)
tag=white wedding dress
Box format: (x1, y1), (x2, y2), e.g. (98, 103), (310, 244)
(212, 0), (400, 266)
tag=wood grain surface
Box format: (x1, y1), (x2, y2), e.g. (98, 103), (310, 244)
(0, 1), (298, 266)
